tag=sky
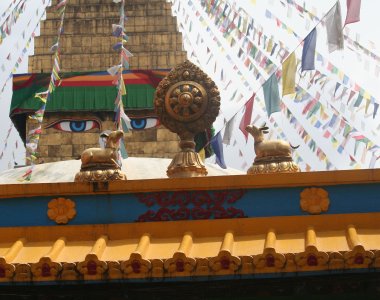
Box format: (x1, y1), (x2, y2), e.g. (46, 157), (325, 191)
(0, 0), (48, 171)
(0, 0), (379, 172)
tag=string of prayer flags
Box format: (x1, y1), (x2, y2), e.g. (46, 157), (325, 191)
(0, 0), (18, 24)
(282, 52), (296, 96)
(325, 2), (344, 53)
(0, 0), (27, 46)
(175, 0), (379, 170)
(210, 132), (227, 169)
(0, 123), (14, 162)
(111, 0), (131, 144)
(263, 73), (280, 116)
(301, 28), (317, 71)
(0, 1), (47, 94)
(283, 0), (376, 73)
(344, 0), (361, 26)
(251, 3), (377, 121)
(20, 0), (66, 181)
(239, 93), (255, 142)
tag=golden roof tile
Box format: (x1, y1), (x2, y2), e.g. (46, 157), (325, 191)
(0, 218), (378, 282)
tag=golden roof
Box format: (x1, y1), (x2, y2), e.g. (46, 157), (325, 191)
(0, 168), (379, 283)
(0, 214), (379, 282)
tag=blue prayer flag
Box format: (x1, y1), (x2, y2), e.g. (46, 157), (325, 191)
(210, 131), (227, 169)
(301, 28), (317, 71)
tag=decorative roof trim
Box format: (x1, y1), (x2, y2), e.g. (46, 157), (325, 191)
(0, 225), (379, 282)
(1, 168), (380, 199)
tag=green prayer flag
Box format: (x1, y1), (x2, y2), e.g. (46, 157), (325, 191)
(263, 73), (280, 116)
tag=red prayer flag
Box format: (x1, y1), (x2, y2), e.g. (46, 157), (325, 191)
(344, 0), (361, 26)
(239, 93), (255, 142)
(323, 130), (331, 138)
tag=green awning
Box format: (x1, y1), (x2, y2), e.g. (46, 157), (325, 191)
(11, 84), (156, 113)
(10, 70), (169, 115)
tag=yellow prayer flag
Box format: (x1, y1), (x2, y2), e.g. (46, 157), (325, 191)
(338, 70), (344, 80)
(282, 52), (296, 96)
(120, 79), (127, 96)
(266, 38), (273, 53)
(198, 148), (206, 162)
(363, 91), (370, 100)
(365, 99), (370, 114)
(35, 95), (47, 103)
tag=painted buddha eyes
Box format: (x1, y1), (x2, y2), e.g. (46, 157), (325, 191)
(129, 117), (160, 130)
(46, 117), (160, 132)
(46, 119), (101, 132)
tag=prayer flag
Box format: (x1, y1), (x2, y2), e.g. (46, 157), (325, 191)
(210, 131), (227, 169)
(119, 139), (128, 159)
(50, 42), (58, 53)
(56, 6), (65, 16)
(301, 28), (317, 71)
(223, 115), (236, 145)
(113, 42), (123, 51)
(122, 58), (130, 69)
(119, 79), (127, 96)
(353, 94), (363, 107)
(122, 47), (133, 59)
(326, 2), (344, 53)
(282, 52), (296, 96)
(263, 73), (280, 116)
(373, 103), (379, 119)
(344, 0), (361, 26)
(239, 93), (255, 142)
(56, 0), (67, 9)
(107, 64), (121, 76)
(112, 24), (123, 37)
(198, 148), (206, 162)
(120, 108), (131, 132)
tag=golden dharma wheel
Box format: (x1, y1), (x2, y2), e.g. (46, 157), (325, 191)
(154, 60), (221, 178)
(154, 60), (220, 139)
(165, 81), (208, 123)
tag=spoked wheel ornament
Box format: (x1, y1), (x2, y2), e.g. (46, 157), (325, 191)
(154, 60), (220, 178)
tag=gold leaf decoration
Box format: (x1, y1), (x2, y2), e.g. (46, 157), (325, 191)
(300, 187), (330, 214)
(47, 197), (76, 224)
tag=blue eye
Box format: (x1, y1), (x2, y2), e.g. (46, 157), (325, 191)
(130, 119), (147, 129)
(46, 119), (101, 132)
(128, 118), (160, 130)
(70, 121), (86, 132)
